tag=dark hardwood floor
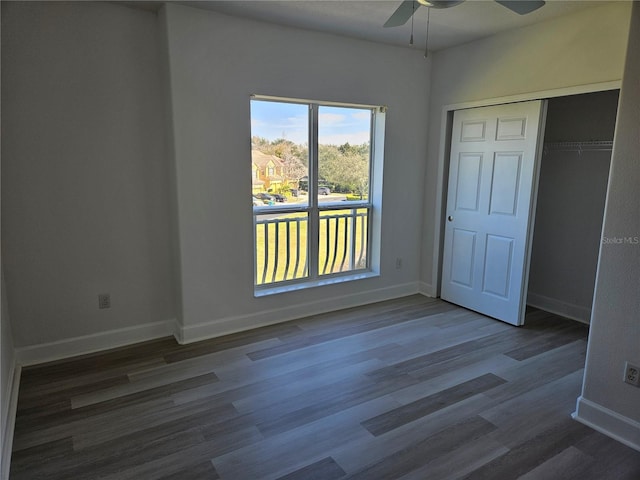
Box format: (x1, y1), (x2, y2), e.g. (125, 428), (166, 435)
(10, 295), (640, 479)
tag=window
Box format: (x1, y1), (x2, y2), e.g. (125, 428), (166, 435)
(250, 96), (385, 292)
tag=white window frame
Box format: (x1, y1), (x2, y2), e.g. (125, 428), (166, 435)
(251, 95), (386, 295)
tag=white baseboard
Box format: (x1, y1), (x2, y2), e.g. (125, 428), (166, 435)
(573, 396), (640, 452)
(12, 283), (423, 360)
(1, 363), (21, 480)
(419, 282), (437, 298)
(527, 292), (591, 324)
(177, 282), (420, 344)
(15, 320), (176, 366)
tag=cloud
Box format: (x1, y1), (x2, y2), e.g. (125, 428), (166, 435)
(252, 105), (372, 146)
(285, 115), (308, 128)
(351, 111), (371, 121)
(319, 113), (347, 125)
(251, 114), (309, 143)
(319, 130), (371, 146)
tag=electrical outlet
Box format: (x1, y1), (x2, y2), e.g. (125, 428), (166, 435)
(98, 293), (111, 309)
(395, 257), (402, 269)
(623, 362), (640, 387)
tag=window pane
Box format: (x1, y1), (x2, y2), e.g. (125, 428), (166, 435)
(255, 212), (309, 285)
(251, 97), (378, 290)
(318, 106), (371, 203)
(318, 208), (369, 276)
(250, 100), (309, 207)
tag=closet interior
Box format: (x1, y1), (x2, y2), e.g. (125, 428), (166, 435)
(527, 90), (620, 324)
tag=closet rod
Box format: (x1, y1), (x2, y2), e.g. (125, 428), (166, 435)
(543, 140), (613, 154)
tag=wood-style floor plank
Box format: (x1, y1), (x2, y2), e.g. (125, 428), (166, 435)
(275, 457), (346, 480)
(345, 416), (498, 480)
(362, 373), (506, 437)
(330, 393), (499, 474)
(10, 296), (640, 479)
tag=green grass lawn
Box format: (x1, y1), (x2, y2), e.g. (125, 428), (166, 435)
(255, 209), (368, 285)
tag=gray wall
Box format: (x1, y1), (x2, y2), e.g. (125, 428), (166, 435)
(1, 2), (175, 347)
(2, 1), (430, 350)
(527, 91), (618, 322)
(544, 90), (620, 143)
(577, 1), (640, 441)
(162, 4), (430, 339)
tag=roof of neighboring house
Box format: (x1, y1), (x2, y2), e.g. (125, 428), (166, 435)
(252, 149), (285, 168)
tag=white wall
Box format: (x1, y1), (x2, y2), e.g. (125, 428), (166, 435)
(161, 4), (430, 339)
(574, 2), (640, 451)
(0, 0), (637, 457)
(1, 2), (175, 354)
(527, 92), (618, 322)
(421, 2), (632, 294)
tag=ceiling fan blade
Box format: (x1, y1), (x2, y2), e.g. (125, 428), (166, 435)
(495, 1), (545, 15)
(384, 1), (420, 28)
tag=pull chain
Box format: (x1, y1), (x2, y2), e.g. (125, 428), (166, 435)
(424, 6), (430, 58)
(410, 1), (415, 45)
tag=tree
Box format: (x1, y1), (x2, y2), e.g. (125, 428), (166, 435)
(271, 139), (307, 187)
(252, 138), (369, 197)
(319, 142), (370, 198)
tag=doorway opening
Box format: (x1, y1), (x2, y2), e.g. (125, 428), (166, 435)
(437, 89), (619, 326)
(526, 90), (619, 324)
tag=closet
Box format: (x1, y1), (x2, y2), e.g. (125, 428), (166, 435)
(527, 90), (620, 324)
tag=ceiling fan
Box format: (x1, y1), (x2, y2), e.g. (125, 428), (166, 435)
(384, 0), (546, 28)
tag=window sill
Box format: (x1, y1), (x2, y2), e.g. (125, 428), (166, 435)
(254, 271), (379, 297)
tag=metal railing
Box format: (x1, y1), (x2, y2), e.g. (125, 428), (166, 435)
(255, 207), (369, 286)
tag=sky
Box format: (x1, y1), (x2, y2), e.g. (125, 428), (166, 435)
(250, 100), (372, 146)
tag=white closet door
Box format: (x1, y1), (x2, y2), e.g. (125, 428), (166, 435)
(441, 100), (546, 326)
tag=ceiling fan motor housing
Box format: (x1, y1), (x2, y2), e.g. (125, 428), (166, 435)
(418, 1), (465, 9)
(384, 0), (546, 29)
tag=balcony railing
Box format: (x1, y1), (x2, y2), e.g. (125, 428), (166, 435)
(255, 207), (369, 286)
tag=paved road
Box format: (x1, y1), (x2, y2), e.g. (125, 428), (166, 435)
(254, 194), (348, 220)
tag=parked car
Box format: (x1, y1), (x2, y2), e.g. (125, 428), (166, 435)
(255, 193), (275, 204)
(252, 196), (261, 206)
(272, 194), (287, 202)
(318, 186), (331, 195)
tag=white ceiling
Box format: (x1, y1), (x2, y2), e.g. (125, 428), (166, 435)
(126, 1), (609, 51)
